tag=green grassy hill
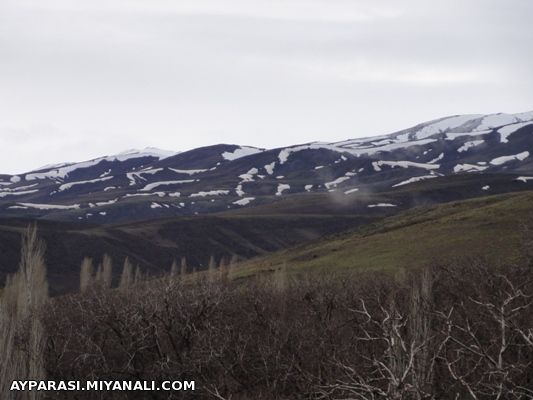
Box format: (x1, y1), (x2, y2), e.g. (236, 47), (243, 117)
(234, 190), (533, 277)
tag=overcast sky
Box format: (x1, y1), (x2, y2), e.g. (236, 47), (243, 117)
(1, 0), (532, 174)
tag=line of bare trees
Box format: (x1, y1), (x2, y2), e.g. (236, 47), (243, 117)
(0, 227), (48, 400)
(1, 227), (533, 399)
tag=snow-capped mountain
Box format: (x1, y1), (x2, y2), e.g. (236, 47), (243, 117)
(1, 111), (533, 222)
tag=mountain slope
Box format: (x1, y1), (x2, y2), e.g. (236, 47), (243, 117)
(1, 111), (533, 223)
(0, 212), (373, 294)
(232, 190), (533, 278)
(3, 179), (532, 295)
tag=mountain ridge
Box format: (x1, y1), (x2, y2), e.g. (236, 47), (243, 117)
(1, 111), (532, 223)
(14, 111), (533, 175)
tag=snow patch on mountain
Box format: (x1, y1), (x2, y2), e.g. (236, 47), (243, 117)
(428, 153), (444, 164)
(393, 175), (438, 187)
(264, 162), (276, 175)
(233, 167), (260, 197)
(446, 130), (491, 141)
(454, 164), (489, 173)
(169, 168), (208, 175)
(95, 198), (118, 206)
(124, 192), (166, 198)
(26, 149), (174, 181)
(0, 183), (38, 193)
(372, 160), (440, 172)
(239, 168), (259, 182)
(222, 146), (263, 161)
(58, 176), (114, 192)
(126, 168), (163, 186)
(0, 189), (39, 198)
(413, 114), (483, 140)
(368, 203), (397, 208)
(344, 188), (359, 194)
(490, 151), (529, 166)
(35, 162), (73, 171)
(278, 139), (438, 165)
(325, 176), (351, 189)
(477, 112), (533, 131)
(141, 180), (196, 191)
(276, 184), (290, 196)
(458, 140), (484, 153)
(119, 148), (176, 160)
(342, 138), (438, 154)
(233, 197), (255, 206)
(498, 122), (533, 143)
(190, 190), (230, 198)
(17, 202), (80, 210)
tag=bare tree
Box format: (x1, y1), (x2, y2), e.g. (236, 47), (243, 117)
(170, 259), (179, 277)
(80, 257), (94, 293)
(0, 226), (48, 400)
(180, 256), (188, 276)
(437, 262), (533, 399)
(134, 265), (143, 284)
(119, 257), (134, 289)
(102, 254), (113, 288)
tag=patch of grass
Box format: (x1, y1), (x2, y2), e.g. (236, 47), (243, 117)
(234, 191), (533, 277)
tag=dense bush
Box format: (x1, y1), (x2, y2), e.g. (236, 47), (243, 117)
(43, 262), (533, 399)
(2, 228), (533, 399)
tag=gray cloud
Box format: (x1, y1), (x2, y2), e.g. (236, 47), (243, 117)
(0, 0), (532, 173)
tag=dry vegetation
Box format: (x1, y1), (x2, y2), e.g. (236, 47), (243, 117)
(0, 226), (48, 400)
(1, 227), (533, 399)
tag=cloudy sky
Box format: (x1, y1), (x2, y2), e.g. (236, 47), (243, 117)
(1, 0), (532, 173)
